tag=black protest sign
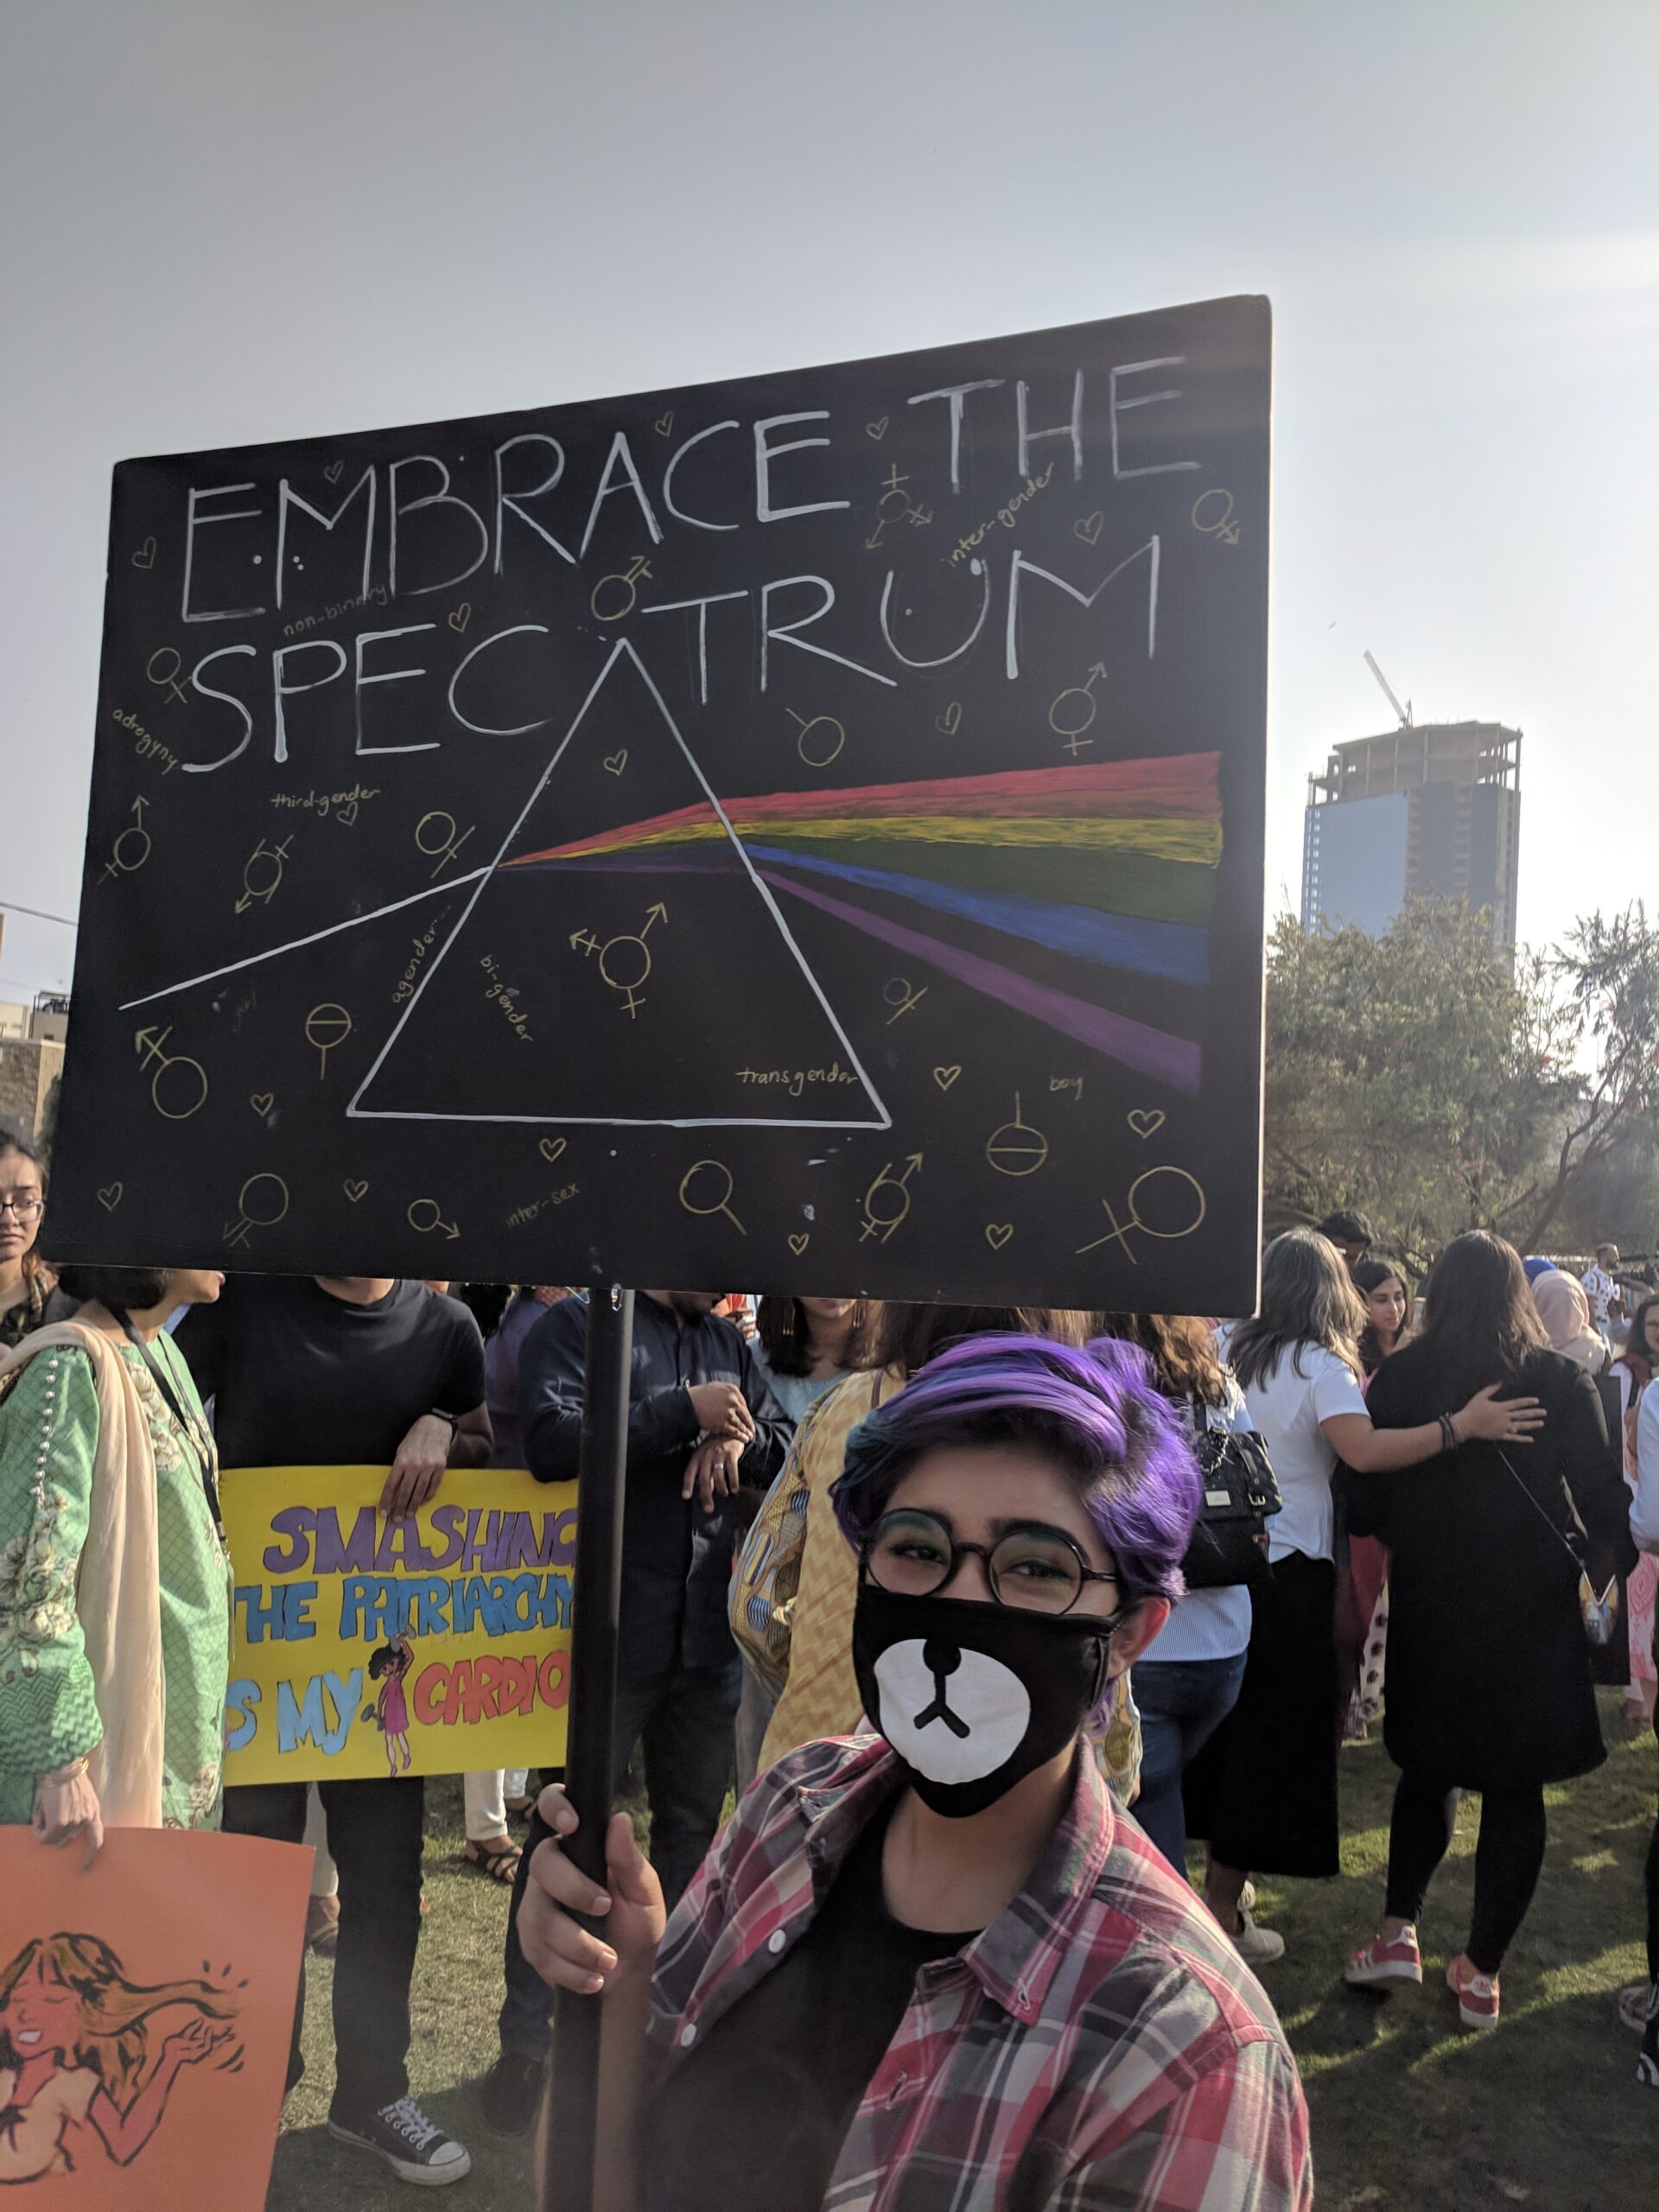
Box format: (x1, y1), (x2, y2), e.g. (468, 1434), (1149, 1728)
(51, 296), (1269, 1309)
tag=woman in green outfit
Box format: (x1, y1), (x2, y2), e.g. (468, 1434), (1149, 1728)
(0, 1262), (229, 1854)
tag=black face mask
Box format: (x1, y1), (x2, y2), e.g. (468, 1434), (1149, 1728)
(851, 1579), (1116, 1818)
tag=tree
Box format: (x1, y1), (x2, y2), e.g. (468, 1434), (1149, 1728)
(1553, 1116), (1659, 1257)
(1513, 902), (1659, 1251)
(1262, 899), (1659, 1272)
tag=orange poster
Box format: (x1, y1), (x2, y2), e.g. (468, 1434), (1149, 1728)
(0, 1827), (310, 2211)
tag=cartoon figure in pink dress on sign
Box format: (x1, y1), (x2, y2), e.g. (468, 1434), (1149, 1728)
(365, 1636), (416, 1776)
(0, 1931), (239, 2182)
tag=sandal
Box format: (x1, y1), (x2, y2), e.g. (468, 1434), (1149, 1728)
(465, 1837), (523, 1885)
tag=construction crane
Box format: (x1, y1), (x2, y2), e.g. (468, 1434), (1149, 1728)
(1363, 651), (1412, 728)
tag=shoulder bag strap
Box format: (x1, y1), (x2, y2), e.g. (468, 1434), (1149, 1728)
(1491, 1445), (1583, 1573)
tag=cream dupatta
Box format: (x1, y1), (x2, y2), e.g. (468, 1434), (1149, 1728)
(0, 1321), (167, 1827)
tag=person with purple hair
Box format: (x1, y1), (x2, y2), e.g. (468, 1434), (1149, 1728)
(517, 1333), (1313, 2212)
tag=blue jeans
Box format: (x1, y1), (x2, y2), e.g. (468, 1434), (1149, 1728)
(1133, 1653), (1249, 1874)
(498, 1656), (741, 2059)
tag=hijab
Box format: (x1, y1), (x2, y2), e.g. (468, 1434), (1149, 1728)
(1530, 1270), (1606, 1371)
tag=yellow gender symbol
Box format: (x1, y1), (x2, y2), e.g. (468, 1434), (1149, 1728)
(416, 812), (474, 877)
(151, 1054), (208, 1121)
(598, 932), (652, 994)
(786, 709), (846, 767)
(1074, 1165), (1206, 1262)
(145, 647), (189, 705)
(860, 1154), (922, 1243)
(1048, 687), (1096, 739)
(1191, 489), (1238, 542)
(305, 1002), (353, 1079)
(1125, 1165), (1207, 1240)
(678, 1160), (747, 1236)
(225, 1172), (289, 1249)
(985, 1094), (1049, 1178)
(590, 556), (653, 622)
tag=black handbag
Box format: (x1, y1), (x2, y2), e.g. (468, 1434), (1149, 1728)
(1180, 1402), (1281, 1591)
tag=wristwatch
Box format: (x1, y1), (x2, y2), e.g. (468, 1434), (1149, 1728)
(429, 1408), (460, 1432)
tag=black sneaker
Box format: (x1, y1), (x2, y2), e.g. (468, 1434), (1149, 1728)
(480, 2049), (547, 2138)
(1639, 1979), (1659, 2088)
(328, 2094), (472, 2184)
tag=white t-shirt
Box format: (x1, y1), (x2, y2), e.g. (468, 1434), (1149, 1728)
(1631, 1382), (1659, 1555)
(1236, 1343), (1368, 1565)
(1581, 1265), (1617, 1330)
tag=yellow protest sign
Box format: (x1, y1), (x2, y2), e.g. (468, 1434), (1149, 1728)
(221, 1466), (575, 1785)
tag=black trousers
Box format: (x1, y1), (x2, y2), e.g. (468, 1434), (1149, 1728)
(225, 1775), (424, 2114)
(1384, 1768), (1547, 1976)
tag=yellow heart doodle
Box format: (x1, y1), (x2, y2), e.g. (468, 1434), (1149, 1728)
(935, 702), (963, 735)
(538, 1137), (568, 1164)
(932, 1066), (962, 1092)
(865, 416), (889, 441)
(324, 460), (345, 485)
(343, 1179), (369, 1203)
(1127, 1109), (1166, 1140)
(984, 1223), (1014, 1250)
(131, 537), (156, 570)
(448, 603), (471, 633)
(603, 752), (628, 776)
(98, 1182), (124, 1212)
(787, 1231), (810, 1255)
(654, 412), (675, 438)
(1073, 512), (1104, 547)
(250, 1092), (275, 1117)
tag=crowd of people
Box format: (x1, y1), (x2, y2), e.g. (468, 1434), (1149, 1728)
(3, 1125), (1657, 2206)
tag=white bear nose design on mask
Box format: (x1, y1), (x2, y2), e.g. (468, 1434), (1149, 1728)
(872, 1638), (1032, 1783)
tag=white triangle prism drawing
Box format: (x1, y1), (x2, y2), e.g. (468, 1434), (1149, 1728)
(346, 638), (893, 1130)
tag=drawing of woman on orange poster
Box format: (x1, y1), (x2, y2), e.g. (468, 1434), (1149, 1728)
(365, 1634), (416, 1776)
(0, 1930), (240, 2183)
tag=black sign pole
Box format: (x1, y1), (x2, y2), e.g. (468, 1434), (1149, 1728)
(543, 1284), (635, 2212)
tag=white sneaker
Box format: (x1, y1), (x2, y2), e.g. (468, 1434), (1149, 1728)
(1232, 1905), (1285, 1965)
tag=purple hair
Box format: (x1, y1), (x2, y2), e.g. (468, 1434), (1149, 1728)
(830, 1332), (1201, 1605)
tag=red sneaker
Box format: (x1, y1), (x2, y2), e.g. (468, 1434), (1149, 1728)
(1345, 1925), (1422, 1987)
(1446, 1954), (1500, 2031)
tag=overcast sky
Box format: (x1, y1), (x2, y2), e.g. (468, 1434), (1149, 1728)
(3, 0), (1654, 1003)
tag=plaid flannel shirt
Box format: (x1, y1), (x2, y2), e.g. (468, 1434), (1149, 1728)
(646, 1736), (1313, 2211)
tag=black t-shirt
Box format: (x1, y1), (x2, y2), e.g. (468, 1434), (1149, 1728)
(175, 1276), (486, 1468)
(643, 1801), (976, 2212)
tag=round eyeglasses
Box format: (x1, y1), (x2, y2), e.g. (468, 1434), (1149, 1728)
(0, 1197), (43, 1222)
(862, 1508), (1122, 1620)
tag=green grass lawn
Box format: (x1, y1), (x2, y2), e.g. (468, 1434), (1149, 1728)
(266, 1694), (1656, 2210)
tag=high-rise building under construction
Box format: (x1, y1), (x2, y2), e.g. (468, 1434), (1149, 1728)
(1300, 721), (1522, 948)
